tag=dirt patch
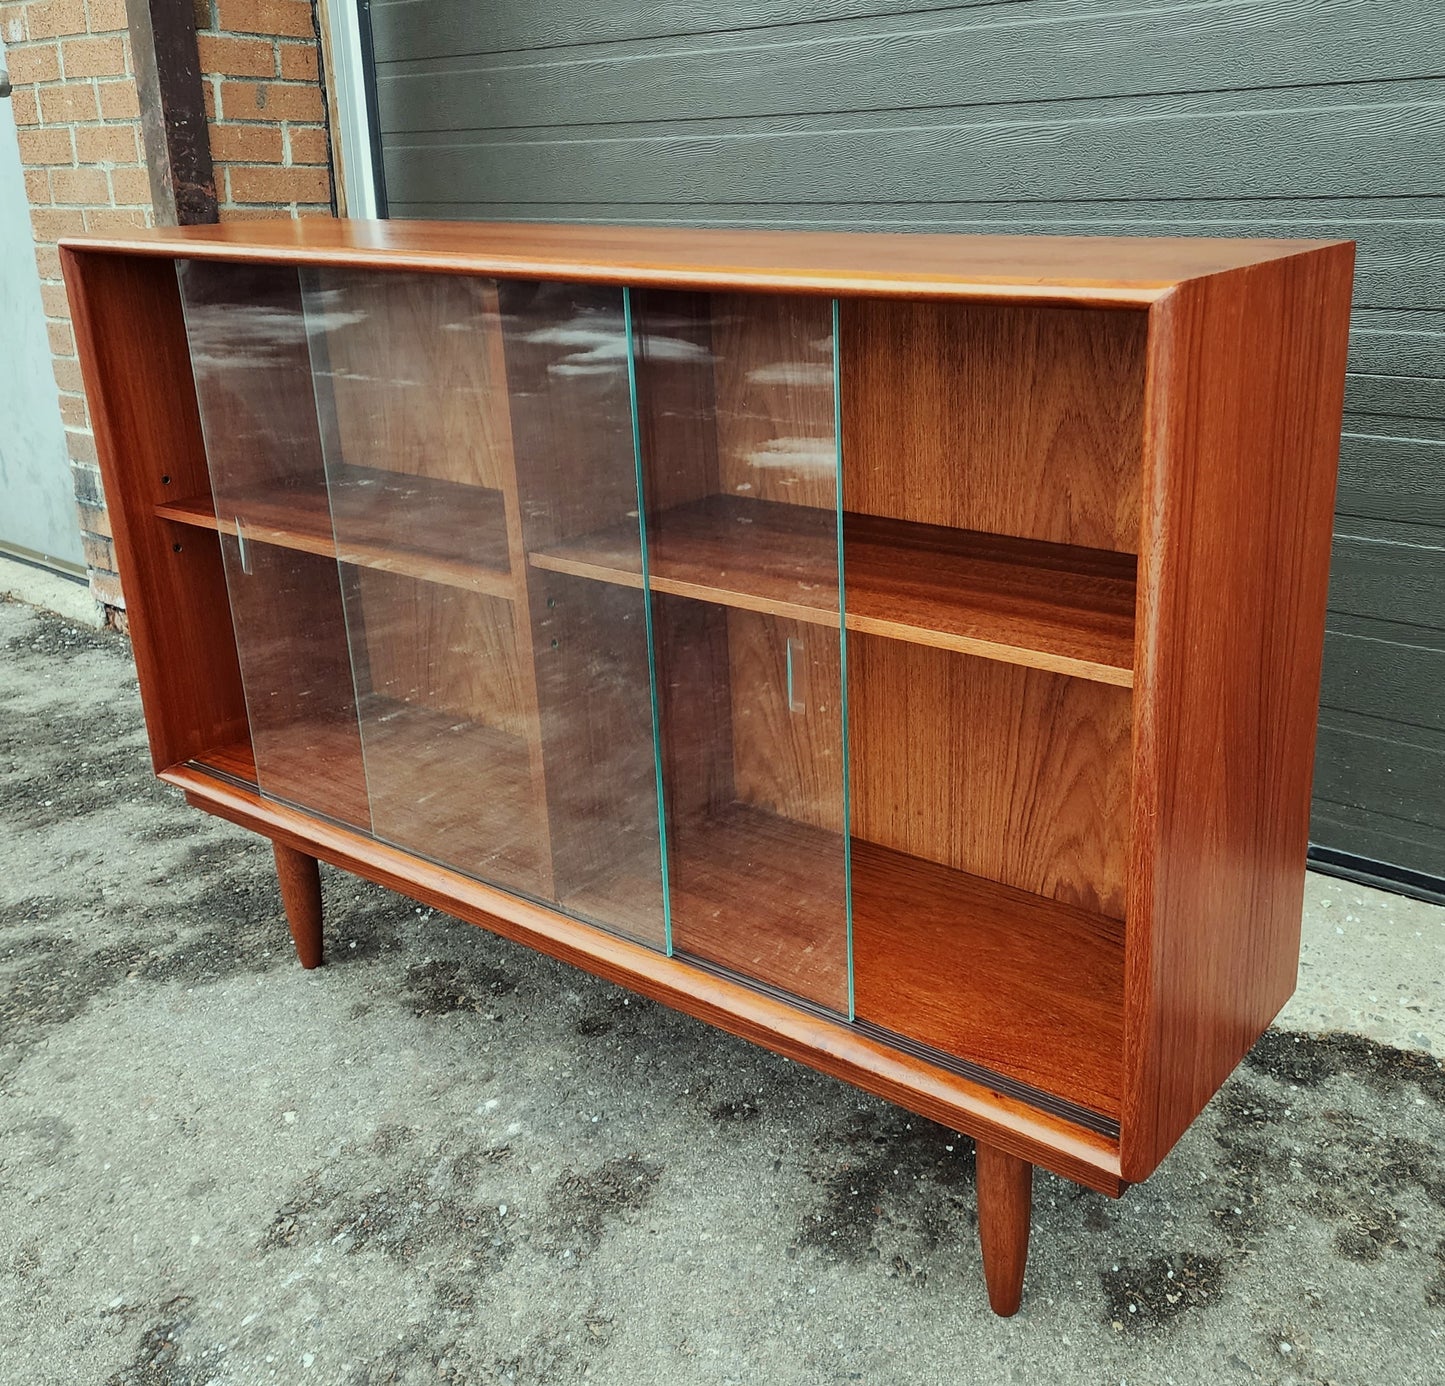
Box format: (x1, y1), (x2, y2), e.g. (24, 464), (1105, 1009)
(542, 1154), (663, 1262)
(1101, 1252), (1225, 1333)
(793, 1110), (974, 1281)
(404, 953), (518, 1017)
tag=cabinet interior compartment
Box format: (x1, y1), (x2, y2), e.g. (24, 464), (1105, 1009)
(838, 298), (1148, 1122)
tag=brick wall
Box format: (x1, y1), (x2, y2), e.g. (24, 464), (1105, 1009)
(193, 0), (332, 219)
(2, 0), (332, 616)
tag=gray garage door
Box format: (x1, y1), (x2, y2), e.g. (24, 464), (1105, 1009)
(365, 0), (1445, 896)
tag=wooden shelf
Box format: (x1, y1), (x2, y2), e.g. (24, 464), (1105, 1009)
(156, 465), (516, 597)
(661, 801), (1123, 1115)
(191, 700), (545, 892)
(852, 840), (1123, 1120)
(530, 495), (1136, 685)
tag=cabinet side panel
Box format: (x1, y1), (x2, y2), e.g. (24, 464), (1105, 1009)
(61, 248), (248, 770)
(1123, 246), (1355, 1181)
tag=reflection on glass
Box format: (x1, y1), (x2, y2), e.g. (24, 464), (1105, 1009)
(632, 291), (850, 1012)
(178, 259), (370, 829)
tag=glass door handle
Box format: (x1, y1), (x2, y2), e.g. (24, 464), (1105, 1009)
(234, 517), (253, 575)
(786, 636), (806, 714)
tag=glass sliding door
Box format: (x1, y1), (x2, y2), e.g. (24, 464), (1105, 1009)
(177, 260), (369, 830)
(301, 267), (547, 898)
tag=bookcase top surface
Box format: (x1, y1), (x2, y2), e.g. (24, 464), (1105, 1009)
(60, 218), (1348, 307)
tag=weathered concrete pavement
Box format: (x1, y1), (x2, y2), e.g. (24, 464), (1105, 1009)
(2, 598), (1442, 1385)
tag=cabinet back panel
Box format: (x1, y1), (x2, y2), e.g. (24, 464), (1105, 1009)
(839, 301), (1146, 554)
(710, 293), (836, 511)
(350, 571), (527, 736)
(728, 610), (844, 834)
(308, 270), (510, 491)
(849, 637), (1132, 919)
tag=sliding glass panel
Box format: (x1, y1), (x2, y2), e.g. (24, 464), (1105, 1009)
(503, 281), (667, 946)
(301, 268), (545, 897)
(632, 290), (849, 1012)
(177, 260), (369, 830)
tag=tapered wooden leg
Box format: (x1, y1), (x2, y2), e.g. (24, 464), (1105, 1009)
(976, 1142), (1032, 1316)
(273, 841), (323, 969)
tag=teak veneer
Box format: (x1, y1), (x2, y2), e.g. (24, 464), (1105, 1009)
(61, 219), (1354, 1316)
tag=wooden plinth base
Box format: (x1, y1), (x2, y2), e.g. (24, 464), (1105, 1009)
(977, 1141), (1032, 1316)
(273, 840), (323, 969)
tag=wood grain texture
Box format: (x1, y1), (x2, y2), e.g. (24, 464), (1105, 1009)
(852, 839), (1122, 1116)
(841, 299), (1146, 553)
(60, 222), (1344, 307)
(156, 467), (515, 596)
(849, 636), (1133, 920)
(531, 496), (1137, 685)
(709, 292), (836, 509)
(306, 268), (512, 491)
(667, 803), (849, 1013)
(351, 570), (529, 736)
(59, 248), (249, 771)
(976, 1143), (1032, 1318)
(273, 841), (323, 969)
(160, 760), (1127, 1195)
(727, 610), (845, 834)
(1122, 242), (1356, 1181)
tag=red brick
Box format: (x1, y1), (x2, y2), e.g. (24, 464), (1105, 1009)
(76, 500), (112, 539)
(1, 4), (28, 41)
(48, 319), (76, 356)
(10, 87), (41, 125)
(217, 205), (289, 222)
(197, 32), (275, 77)
(36, 242), (62, 278)
(51, 164), (109, 202)
(215, 0), (313, 38)
(40, 81), (99, 122)
(52, 356), (86, 394)
(227, 162), (329, 205)
(24, 167), (51, 202)
(96, 78), (139, 119)
(74, 122), (137, 163)
(209, 122), (283, 163)
(81, 531), (116, 573)
(6, 39), (61, 84)
(61, 34), (127, 77)
(17, 126), (73, 165)
(31, 206), (87, 239)
(89, 569), (126, 609)
(218, 77), (322, 123)
(82, 206), (148, 233)
(65, 427), (98, 465)
(286, 124), (329, 165)
(87, 0), (129, 29)
(58, 391), (90, 428)
(277, 40), (318, 81)
(109, 164), (151, 205)
(40, 281), (71, 317)
(26, 0), (87, 39)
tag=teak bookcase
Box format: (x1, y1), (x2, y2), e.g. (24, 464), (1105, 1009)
(61, 222), (1354, 1316)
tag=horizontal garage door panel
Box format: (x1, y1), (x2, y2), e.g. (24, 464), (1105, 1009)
(1337, 429), (1445, 525)
(1314, 725), (1445, 829)
(1321, 630), (1445, 734)
(375, 0), (1445, 132)
(1311, 801), (1445, 880)
(1327, 531), (1445, 633)
(383, 82), (1445, 208)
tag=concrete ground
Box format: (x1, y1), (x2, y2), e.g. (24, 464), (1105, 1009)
(1, 596), (1442, 1386)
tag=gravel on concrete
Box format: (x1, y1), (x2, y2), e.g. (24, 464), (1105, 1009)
(1, 596), (1443, 1386)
